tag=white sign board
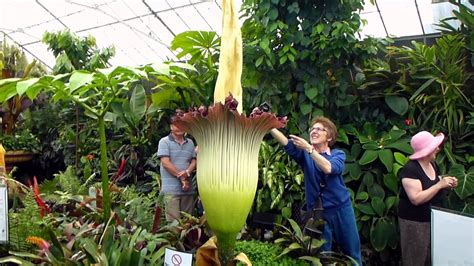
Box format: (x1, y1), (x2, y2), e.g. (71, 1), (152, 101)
(164, 248), (193, 266)
(431, 207), (474, 266)
(0, 186), (8, 243)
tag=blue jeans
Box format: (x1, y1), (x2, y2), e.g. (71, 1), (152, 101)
(321, 204), (362, 266)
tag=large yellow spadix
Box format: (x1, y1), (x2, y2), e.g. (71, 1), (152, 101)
(213, 0), (243, 113)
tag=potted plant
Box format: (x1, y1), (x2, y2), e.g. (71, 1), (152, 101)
(0, 129), (40, 170)
(1, 39), (46, 171)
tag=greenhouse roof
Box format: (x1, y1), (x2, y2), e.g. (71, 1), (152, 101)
(0, 0), (471, 70)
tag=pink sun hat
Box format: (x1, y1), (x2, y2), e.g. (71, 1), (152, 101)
(409, 131), (445, 160)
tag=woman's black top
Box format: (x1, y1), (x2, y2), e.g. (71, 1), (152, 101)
(398, 160), (447, 222)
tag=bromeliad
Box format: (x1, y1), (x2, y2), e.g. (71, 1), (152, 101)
(29, 176), (50, 218)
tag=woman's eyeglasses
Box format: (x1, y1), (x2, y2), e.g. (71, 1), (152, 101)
(309, 127), (327, 133)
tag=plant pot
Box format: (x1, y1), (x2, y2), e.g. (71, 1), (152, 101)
(5, 150), (34, 172)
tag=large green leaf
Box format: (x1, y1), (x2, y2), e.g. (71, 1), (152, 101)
(356, 191), (369, 201)
(383, 173), (398, 194)
(385, 141), (413, 154)
(370, 218), (390, 251)
(386, 219), (398, 249)
(350, 143), (362, 159)
(0, 79), (20, 102)
(371, 197), (385, 217)
(368, 183), (385, 199)
(151, 87), (181, 109)
(288, 218), (304, 240)
(304, 87), (318, 100)
(394, 152), (409, 165)
(362, 142), (379, 150)
(359, 150), (379, 165)
(385, 95), (408, 115)
(129, 84), (146, 123)
(346, 162), (362, 181)
(171, 31), (220, 65)
(300, 103), (312, 115)
(356, 203), (375, 215)
(16, 78), (39, 96)
(69, 71), (95, 92)
(378, 149), (394, 172)
(384, 196), (397, 212)
(450, 164), (474, 200)
(363, 172), (374, 186)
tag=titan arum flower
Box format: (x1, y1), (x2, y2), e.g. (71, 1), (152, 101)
(174, 0), (286, 264)
(173, 96), (286, 264)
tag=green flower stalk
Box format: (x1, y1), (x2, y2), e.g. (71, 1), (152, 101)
(173, 96), (286, 264)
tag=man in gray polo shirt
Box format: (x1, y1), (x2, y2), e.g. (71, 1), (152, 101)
(157, 120), (197, 221)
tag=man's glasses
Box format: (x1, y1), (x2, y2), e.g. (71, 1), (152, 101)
(309, 127), (327, 133)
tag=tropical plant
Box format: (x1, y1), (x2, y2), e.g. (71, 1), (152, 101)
(8, 192), (48, 253)
(354, 29), (474, 222)
(274, 218), (323, 263)
(0, 62), (195, 220)
(42, 29), (115, 74)
(0, 129), (40, 152)
(254, 141), (304, 223)
(149, 30), (221, 112)
(1, 39), (47, 137)
(234, 239), (308, 265)
(0, 223), (168, 265)
(341, 124), (411, 263)
(437, 1), (474, 67)
(273, 218), (356, 265)
(107, 84), (156, 184)
(42, 29), (115, 169)
(114, 183), (159, 231)
(394, 35), (473, 146)
(449, 163), (474, 214)
(240, 0), (386, 131)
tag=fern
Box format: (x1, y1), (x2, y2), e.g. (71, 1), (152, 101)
(8, 192), (47, 252)
(41, 166), (92, 202)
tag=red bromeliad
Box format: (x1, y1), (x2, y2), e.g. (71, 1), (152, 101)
(111, 158), (126, 183)
(29, 176), (50, 218)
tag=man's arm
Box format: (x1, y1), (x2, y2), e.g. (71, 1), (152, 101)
(160, 157), (180, 177)
(270, 128), (289, 146)
(178, 158), (197, 180)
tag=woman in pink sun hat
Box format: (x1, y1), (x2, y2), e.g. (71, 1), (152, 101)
(398, 131), (458, 266)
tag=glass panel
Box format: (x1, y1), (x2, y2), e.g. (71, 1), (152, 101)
(6, 32), (38, 45)
(21, 41), (56, 70)
(418, 0), (461, 34)
(360, 11), (387, 38)
(140, 15), (176, 47)
(0, 1), (51, 31)
(144, 0), (192, 13)
(378, 0), (423, 37)
(3, 0), (473, 67)
(101, 1), (150, 19)
(59, 5), (116, 31)
(194, 1), (223, 32)
(27, 20), (65, 41)
(158, 10), (190, 35)
(173, 5), (212, 32)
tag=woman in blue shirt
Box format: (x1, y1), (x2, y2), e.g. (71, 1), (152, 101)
(270, 116), (361, 265)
